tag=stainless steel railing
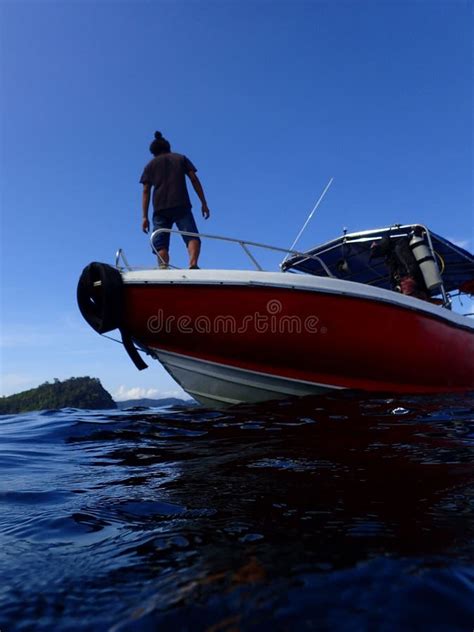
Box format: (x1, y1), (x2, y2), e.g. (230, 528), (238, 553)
(147, 228), (335, 276)
(115, 248), (132, 270)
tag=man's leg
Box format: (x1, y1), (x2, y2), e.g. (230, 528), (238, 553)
(157, 248), (170, 268)
(152, 211), (172, 268)
(187, 239), (200, 268)
(176, 208), (201, 269)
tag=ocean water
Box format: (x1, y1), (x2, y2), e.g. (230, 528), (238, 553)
(1, 392), (473, 632)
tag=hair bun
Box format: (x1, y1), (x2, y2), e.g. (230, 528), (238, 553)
(154, 131), (163, 140)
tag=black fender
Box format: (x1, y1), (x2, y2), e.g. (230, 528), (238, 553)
(77, 262), (148, 370)
(77, 262), (123, 333)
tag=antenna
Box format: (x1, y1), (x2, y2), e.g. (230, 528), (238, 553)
(281, 177), (334, 265)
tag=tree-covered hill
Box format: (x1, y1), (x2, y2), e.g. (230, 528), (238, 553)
(0, 377), (117, 414)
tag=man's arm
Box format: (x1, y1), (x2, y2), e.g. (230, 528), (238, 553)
(187, 171), (210, 219)
(142, 183), (151, 233)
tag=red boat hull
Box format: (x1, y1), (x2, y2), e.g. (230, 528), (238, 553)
(122, 281), (474, 395)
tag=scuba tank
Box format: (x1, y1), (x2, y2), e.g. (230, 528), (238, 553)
(409, 230), (443, 291)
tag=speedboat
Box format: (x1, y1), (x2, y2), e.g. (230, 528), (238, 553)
(77, 224), (474, 407)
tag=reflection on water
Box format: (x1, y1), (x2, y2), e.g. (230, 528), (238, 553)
(0, 392), (473, 631)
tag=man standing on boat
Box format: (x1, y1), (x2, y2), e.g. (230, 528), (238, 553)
(140, 131), (210, 269)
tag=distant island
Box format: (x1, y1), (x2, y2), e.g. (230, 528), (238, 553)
(0, 377), (197, 414)
(0, 377), (117, 414)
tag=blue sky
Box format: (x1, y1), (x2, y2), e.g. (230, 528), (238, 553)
(1, 1), (472, 399)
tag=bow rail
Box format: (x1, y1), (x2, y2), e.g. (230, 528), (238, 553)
(142, 228), (335, 276)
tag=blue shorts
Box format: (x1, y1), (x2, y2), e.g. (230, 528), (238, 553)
(152, 206), (200, 251)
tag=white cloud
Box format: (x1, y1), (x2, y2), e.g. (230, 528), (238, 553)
(157, 389), (193, 400)
(113, 385), (160, 400)
(113, 385), (192, 401)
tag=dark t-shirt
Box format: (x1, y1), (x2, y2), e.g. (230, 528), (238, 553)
(140, 152), (197, 212)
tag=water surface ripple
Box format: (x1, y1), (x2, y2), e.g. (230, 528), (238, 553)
(1, 392), (473, 631)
